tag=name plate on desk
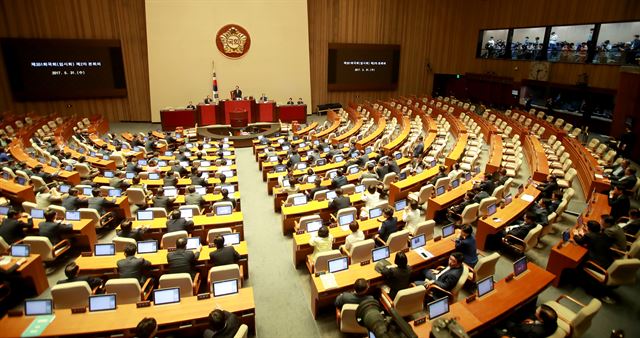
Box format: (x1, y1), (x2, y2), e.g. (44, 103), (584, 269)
(167, 247), (177, 252)
(360, 260), (370, 266)
(136, 301), (151, 308)
(414, 316), (427, 326)
(434, 235), (442, 242)
(81, 252), (92, 257)
(400, 248), (410, 253)
(296, 230), (305, 235)
(71, 307), (87, 314)
(465, 294), (477, 303)
(505, 273), (514, 282)
(197, 293), (211, 300)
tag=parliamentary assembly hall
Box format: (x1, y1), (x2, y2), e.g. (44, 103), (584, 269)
(0, 0), (638, 337)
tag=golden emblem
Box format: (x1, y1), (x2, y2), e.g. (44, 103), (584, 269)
(219, 26), (247, 54)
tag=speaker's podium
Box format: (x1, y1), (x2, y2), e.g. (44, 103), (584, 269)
(161, 100), (278, 130)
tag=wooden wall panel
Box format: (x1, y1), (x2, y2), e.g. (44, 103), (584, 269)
(309, 0), (640, 109)
(0, 0), (151, 121)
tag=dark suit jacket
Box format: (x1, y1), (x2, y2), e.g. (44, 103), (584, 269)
(381, 266), (412, 299)
(171, 165), (189, 177)
(623, 219), (640, 236)
(220, 196), (237, 209)
(608, 194), (630, 222)
(38, 221), (73, 244)
(88, 197), (115, 215)
(202, 310), (240, 338)
(379, 217), (398, 242)
(163, 176), (178, 187)
(117, 256), (152, 284)
(455, 236), (478, 266)
(166, 218), (194, 233)
(387, 160), (400, 174)
(209, 246), (241, 266)
(232, 89), (243, 99)
(537, 181), (558, 199)
(190, 175), (207, 186)
(329, 196), (351, 212)
(613, 175), (637, 191)
(334, 292), (375, 308)
(575, 232), (614, 268)
(508, 222), (537, 240)
(0, 218), (33, 244)
(430, 266), (464, 299)
(167, 249), (198, 277)
(413, 142), (424, 157)
(116, 228), (146, 241)
(376, 166), (389, 179)
(509, 321), (556, 338)
(62, 196), (85, 211)
(331, 176), (348, 189)
(185, 193), (205, 208)
(152, 196), (174, 210)
(57, 275), (103, 289)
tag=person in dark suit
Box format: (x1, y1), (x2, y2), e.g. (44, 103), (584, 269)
(334, 278), (374, 309)
(259, 93), (268, 102)
(536, 175), (558, 199)
(170, 161), (189, 178)
(108, 171), (130, 190)
(61, 188), (88, 211)
(166, 210), (194, 233)
(117, 243), (152, 285)
(380, 251), (412, 299)
(135, 318), (158, 338)
(184, 186), (205, 209)
(330, 170), (348, 189)
(232, 86), (242, 100)
(500, 304), (558, 338)
(287, 150), (301, 167)
(477, 174), (496, 195)
(455, 225), (478, 266)
(152, 188), (175, 211)
(605, 159), (629, 180)
(186, 101), (196, 109)
(0, 210), (33, 244)
(203, 309), (240, 338)
(375, 160), (389, 180)
(166, 237), (199, 278)
(329, 188), (351, 213)
(162, 171), (178, 187)
(430, 166), (448, 186)
(387, 158), (400, 175)
(413, 136), (425, 158)
(611, 168), (637, 191)
(38, 210), (73, 245)
(220, 189), (237, 210)
(574, 220), (614, 269)
(209, 236), (241, 266)
(297, 97), (304, 104)
(420, 252), (465, 301)
(602, 216), (626, 251)
(88, 189), (117, 216)
(608, 186), (630, 222)
(501, 212), (538, 245)
(57, 262), (103, 290)
(204, 95), (213, 104)
(116, 219), (148, 241)
(622, 208), (640, 236)
(377, 207), (398, 243)
(286, 97), (294, 105)
(190, 168), (207, 186)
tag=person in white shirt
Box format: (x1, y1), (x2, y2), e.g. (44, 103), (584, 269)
(402, 200), (422, 235)
(343, 221), (365, 253)
(361, 185), (382, 209)
(448, 163), (462, 180)
(35, 186), (63, 210)
(309, 226), (333, 261)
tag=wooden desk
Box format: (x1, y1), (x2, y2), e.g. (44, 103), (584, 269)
(388, 167), (439, 204)
(130, 213), (245, 240)
(445, 133), (468, 168)
(562, 137), (610, 200)
(410, 302), (483, 336)
(314, 111), (340, 139)
(0, 178), (36, 203)
(524, 136), (550, 182)
(425, 173), (483, 220)
(0, 287), (256, 337)
(281, 194), (364, 235)
(546, 193), (610, 287)
(30, 218), (97, 251)
(475, 185), (541, 250)
(0, 254), (49, 295)
(486, 135), (504, 174)
(356, 110), (386, 150)
(295, 121), (318, 136)
(382, 114), (410, 155)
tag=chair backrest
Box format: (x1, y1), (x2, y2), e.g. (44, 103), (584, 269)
(348, 239), (375, 264)
(0, 236), (9, 254)
(22, 236), (54, 261)
(161, 230), (188, 249)
(474, 252), (500, 281)
(233, 324), (249, 338)
(181, 204), (202, 216)
(361, 178), (380, 189)
(524, 225), (543, 252)
(51, 281), (91, 309)
(461, 203), (480, 225)
(606, 258), (640, 286)
(413, 184), (434, 204)
(21, 201), (38, 214)
(478, 197), (498, 217)
(336, 207), (357, 225)
(207, 228), (233, 243)
(570, 298), (602, 337)
(341, 184), (356, 195)
(147, 207), (168, 219)
(491, 185), (505, 200)
(285, 193), (306, 205)
(628, 240), (640, 259)
(126, 188), (147, 205)
(113, 236), (137, 252)
(78, 208), (100, 229)
(159, 273), (194, 298)
(208, 264), (241, 291)
(412, 220), (435, 240)
(450, 264), (469, 302)
(393, 285), (427, 317)
(105, 278), (142, 304)
(382, 172), (397, 188)
(386, 229), (410, 252)
(339, 304), (368, 334)
(313, 250), (342, 272)
(30, 176), (47, 191)
(434, 177), (450, 192)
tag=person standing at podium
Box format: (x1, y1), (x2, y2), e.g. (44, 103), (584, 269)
(204, 95), (213, 104)
(232, 85), (243, 100)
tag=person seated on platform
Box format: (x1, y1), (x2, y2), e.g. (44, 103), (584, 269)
(309, 226), (333, 261)
(402, 200), (422, 234)
(377, 207), (398, 244)
(418, 252), (465, 301)
(117, 219), (148, 241)
(605, 159), (630, 180)
(297, 97), (304, 105)
(379, 251), (412, 299)
(88, 188), (118, 216)
(259, 93), (268, 102)
(574, 220), (614, 269)
(602, 216), (626, 251)
(61, 188), (88, 211)
(167, 237), (200, 277)
(203, 309), (241, 338)
(535, 175), (558, 199)
(190, 167), (207, 186)
(497, 304), (558, 338)
(343, 221), (365, 252)
(166, 210), (194, 233)
(619, 208), (640, 236)
(152, 187), (175, 211)
(608, 186), (631, 222)
(209, 235), (241, 266)
(184, 186), (205, 210)
(286, 97), (294, 105)
(329, 188), (351, 213)
(204, 95), (213, 104)
(360, 163), (379, 180)
(0, 209), (33, 244)
(500, 212), (538, 246)
(335, 278), (374, 309)
(35, 185), (63, 210)
(330, 169), (348, 189)
(430, 166), (448, 186)
(455, 225), (478, 267)
(186, 101), (196, 109)
(117, 243), (152, 285)
(135, 317), (158, 338)
(220, 188), (237, 210)
(38, 210), (73, 245)
(232, 85), (242, 100)
(58, 262), (104, 290)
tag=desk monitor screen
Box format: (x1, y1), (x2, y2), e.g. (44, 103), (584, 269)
(108, 189), (122, 197)
(184, 152), (192, 157)
(369, 207), (383, 219)
(222, 150), (232, 156)
(16, 177), (27, 185)
(399, 172), (407, 180)
(179, 161), (189, 167)
(126, 172), (135, 179)
(339, 213), (354, 226)
(281, 145), (290, 151)
(410, 234), (426, 250)
(323, 147), (330, 153)
(436, 186), (445, 196)
(297, 163), (308, 170)
(164, 151), (173, 156)
(186, 237), (201, 250)
(328, 171), (338, 179)
(83, 187), (93, 196)
(94, 243), (115, 256)
(306, 220), (323, 233)
(50, 160), (59, 167)
(395, 152), (402, 160)
(137, 210), (154, 221)
(90, 151), (97, 157)
(513, 256), (528, 277)
(442, 224), (455, 238)
(328, 256), (349, 273)
(275, 165), (287, 173)
(307, 175), (317, 183)
(195, 187), (207, 195)
(59, 184), (70, 193)
(148, 173), (160, 180)
(2, 172), (10, 180)
(163, 188), (177, 197)
(186, 143), (193, 148)
(104, 171), (114, 178)
(465, 172), (472, 181)
(268, 156), (278, 163)
(24, 299), (52, 316)
(137, 240), (158, 254)
(326, 190), (337, 200)
(349, 166), (359, 174)
(350, 152), (359, 159)
(222, 233), (241, 246)
(30, 209), (44, 219)
(334, 155), (344, 163)
(372, 246), (390, 262)
(428, 297), (449, 320)
(157, 161), (167, 167)
(504, 194), (513, 206)
(65, 165), (74, 172)
(281, 178), (290, 187)
(220, 184), (235, 194)
(137, 159), (148, 166)
(200, 161), (211, 167)
(394, 199), (407, 211)
(78, 147), (86, 154)
(153, 287), (180, 305)
(89, 294), (117, 312)
(451, 179), (460, 189)
(0, 206), (8, 215)
(355, 184), (365, 194)
(180, 208), (193, 219)
(475, 166), (481, 174)
(316, 159), (327, 166)
(215, 205), (233, 216)
(202, 144), (211, 149)
(11, 244), (30, 257)
(430, 160), (437, 168)
(65, 211), (81, 221)
(293, 196), (307, 206)
(365, 147), (372, 154)
(212, 279), (239, 297)
(477, 276), (494, 298)
(221, 171), (233, 178)
(103, 155), (111, 161)
(487, 204), (496, 216)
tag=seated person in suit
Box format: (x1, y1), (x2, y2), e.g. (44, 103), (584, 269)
(186, 101), (196, 109)
(287, 150), (302, 167)
(548, 191), (563, 213)
(286, 97), (294, 105)
(166, 210), (194, 233)
(575, 220), (614, 268)
(190, 167), (207, 186)
(498, 304), (558, 338)
(535, 175), (558, 199)
(309, 226), (333, 261)
(38, 210), (73, 244)
(88, 188), (117, 216)
(136, 318), (158, 338)
(360, 163), (379, 180)
(163, 170), (179, 187)
(204, 95), (213, 104)
(501, 212), (538, 244)
(477, 174), (496, 196)
(380, 251), (412, 299)
(209, 236), (241, 266)
(429, 166), (447, 186)
(602, 215), (626, 251)
(117, 243), (152, 285)
(297, 97), (304, 104)
(152, 187), (175, 211)
(109, 170), (130, 190)
(57, 262), (103, 290)
(377, 207), (398, 244)
(35, 186), (63, 210)
(329, 188), (350, 213)
(471, 186), (490, 204)
(170, 160), (189, 178)
(620, 208), (640, 236)
(166, 237), (200, 278)
(330, 169), (348, 189)
(259, 93), (268, 102)
(455, 225), (478, 266)
(0, 209), (33, 244)
(608, 186), (630, 222)
(305, 180), (324, 200)
(387, 159), (400, 175)
(116, 219), (148, 241)
(449, 191), (475, 220)
(530, 199), (550, 226)
(62, 188), (88, 211)
(203, 309), (240, 338)
(335, 278), (374, 308)
(185, 186), (205, 210)
(220, 188), (237, 210)
(418, 252), (465, 301)
(611, 168), (637, 191)
(232, 85), (242, 100)
(605, 159), (629, 180)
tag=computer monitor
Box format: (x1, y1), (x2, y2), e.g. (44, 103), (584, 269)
(487, 204), (496, 216)
(436, 186), (445, 196)
(164, 151), (173, 156)
(200, 161), (211, 167)
(465, 172), (472, 181)
(212, 279), (239, 297)
(410, 234), (426, 250)
(186, 237), (201, 250)
(327, 256), (349, 273)
(221, 170), (233, 178)
(372, 246), (390, 262)
(442, 224), (455, 238)
(394, 199), (407, 211)
(268, 156), (278, 163)
(83, 187), (93, 196)
(94, 243), (116, 256)
(222, 150), (232, 156)
(326, 190), (337, 200)
(399, 172), (407, 180)
(180, 208), (193, 219)
(137, 210), (154, 221)
(323, 147), (330, 153)
(316, 159), (327, 166)
(365, 147), (372, 154)
(368, 207), (383, 219)
(125, 172), (135, 179)
(328, 171), (338, 179)
(90, 151), (97, 157)
(306, 175), (317, 184)
(180, 161), (190, 167)
(517, 184), (524, 195)
(306, 220), (323, 233)
(148, 173), (160, 180)
(562, 230), (570, 242)
(355, 184), (366, 193)
(281, 145), (290, 151)
(451, 179), (460, 189)
(186, 143), (194, 148)
(24, 299), (53, 316)
(59, 184), (70, 193)
(65, 210), (81, 221)
(338, 213), (354, 226)
(137, 240), (158, 254)
(349, 166), (359, 174)
(274, 165), (287, 173)
(78, 147), (85, 154)
(476, 276), (494, 298)
(11, 244), (30, 257)
(222, 233), (241, 246)
(334, 155), (344, 162)
(297, 163), (308, 170)
(513, 257), (528, 277)
(220, 184), (235, 193)
(504, 194), (513, 205)
(2, 172), (10, 180)
(163, 188), (177, 197)
(202, 144), (211, 149)
(201, 172), (210, 179)
(292, 196), (307, 206)
(430, 160), (437, 167)
(157, 161), (167, 167)
(87, 294), (117, 312)
(194, 187), (207, 195)
(184, 152), (192, 157)
(475, 166), (481, 174)
(30, 209), (44, 219)
(16, 177), (27, 185)
(104, 171), (114, 178)
(428, 297), (449, 320)
(64, 165), (74, 172)
(0, 206), (8, 215)
(153, 287), (180, 305)
(215, 205), (233, 216)
(108, 189), (122, 197)
(395, 152), (402, 160)
(137, 159), (147, 166)
(103, 155), (111, 161)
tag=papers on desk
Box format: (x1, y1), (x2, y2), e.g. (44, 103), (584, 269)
(594, 174), (604, 179)
(520, 194), (535, 202)
(320, 273), (338, 290)
(413, 248), (433, 260)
